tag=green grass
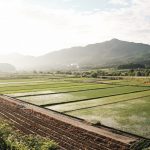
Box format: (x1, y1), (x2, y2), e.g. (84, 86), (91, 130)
(0, 80), (64, 88)
(102, 78), (150, 86)
(47, 90), (150, 112)
(19, 85), (150, 106)
(67, 96), (150, 138)
(0, 75), (51, 82)
(8, 83), (117, 97)
(0, 82), (99, 94)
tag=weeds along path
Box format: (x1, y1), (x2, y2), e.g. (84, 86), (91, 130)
(0, 95), (149, 149)
(98, 81), (150, 88)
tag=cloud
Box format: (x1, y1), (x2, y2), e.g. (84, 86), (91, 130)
(109, 0), (129, 5)
(62, 0), (72, 2)
(0, 0), (150, 55)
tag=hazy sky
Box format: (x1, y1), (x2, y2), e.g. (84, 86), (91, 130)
(0, 0), (150, 56)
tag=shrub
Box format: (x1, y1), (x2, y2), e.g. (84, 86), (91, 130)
(0, 118), (58, 150)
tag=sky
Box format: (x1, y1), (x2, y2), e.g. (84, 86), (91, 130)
(0, 0), (150, 56)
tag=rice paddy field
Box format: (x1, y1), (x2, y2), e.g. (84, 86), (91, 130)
(0, 74), (150, 138)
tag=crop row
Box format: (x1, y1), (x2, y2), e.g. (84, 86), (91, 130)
(1, 82), (102, 94)
(8, 83), (116, 97)
(0, 97), (134, 150)
(38, 87), (150, 107)
(48, 90), (150, 112)
(15, 85), (122, 98)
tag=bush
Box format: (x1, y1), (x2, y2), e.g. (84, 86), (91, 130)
(0, 118), (58, 150)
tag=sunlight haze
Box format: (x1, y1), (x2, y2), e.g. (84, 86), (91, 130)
(0, 0), (150, 56)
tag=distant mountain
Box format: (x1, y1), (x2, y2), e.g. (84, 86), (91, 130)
(37, 39), (150, 70)
(0, 39), (150, 70)
(0, 63), (16, 72)
(0, 53), (36, 70)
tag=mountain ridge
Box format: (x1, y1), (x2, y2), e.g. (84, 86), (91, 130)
(0, 39), (150, 71)
(37, 38), (150, 70)
(0, 63), (16, 72)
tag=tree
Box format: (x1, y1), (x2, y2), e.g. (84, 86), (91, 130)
(91, 72), (98, 78)
(136, 71), (142, 76)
